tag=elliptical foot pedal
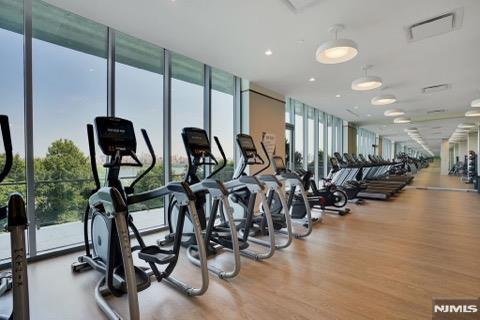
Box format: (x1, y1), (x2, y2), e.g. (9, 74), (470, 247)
(157, 233), (175, 246)
(139, 245), (177, 265)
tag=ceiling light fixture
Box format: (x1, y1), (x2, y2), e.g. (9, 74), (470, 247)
(404, 127), (418, 133)
(471, 98), (480, 107)
(393, 116), (411, 124)
(371, 94), (397, 106)
(458, 123), (476, 129)
(336, 94), (341, 98)
(265, 49), (273, 56)
(316, 24), (358, 64)
(309, 77), (316, 82)
(384, 109), (405, 117)
(352, 65), (383, 91)
(465, 110), (480, 117)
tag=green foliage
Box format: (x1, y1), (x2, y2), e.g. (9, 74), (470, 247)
(0, 153), (26, 205)
(34, 139), (92, 227)
(129, 163), (165, 212)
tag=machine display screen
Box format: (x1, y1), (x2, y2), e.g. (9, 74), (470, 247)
(183, 127), (211, 156)
(237, 135), (256, 152)
(95, 117), (136, 156)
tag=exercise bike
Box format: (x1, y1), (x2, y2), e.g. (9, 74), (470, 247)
(295, 168), (350, 216)
(0, 115), (29, 320)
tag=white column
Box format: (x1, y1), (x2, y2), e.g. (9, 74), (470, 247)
(440, 139), (450, 175)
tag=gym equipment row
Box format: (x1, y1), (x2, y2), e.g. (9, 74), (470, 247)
(0, 115), (418, 320)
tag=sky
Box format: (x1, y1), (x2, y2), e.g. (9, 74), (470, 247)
(0, 27), (234, 161)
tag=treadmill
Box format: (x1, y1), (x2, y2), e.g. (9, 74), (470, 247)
(334, 152), (390, 200)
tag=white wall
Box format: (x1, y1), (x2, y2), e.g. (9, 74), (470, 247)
(440, 139), (449, 175)
(458, 141), (468, 163)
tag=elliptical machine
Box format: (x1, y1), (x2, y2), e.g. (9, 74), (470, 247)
(72, 117), (208, 320)
(0, 115), (29, 320)
(232, 134), (293, 250)
(162, 127), (242, 278)
(270, 155), (321, 235)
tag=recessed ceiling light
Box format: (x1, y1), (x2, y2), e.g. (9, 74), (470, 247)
(384, 109), (405, 117)
(465, 110), (480, 117)
(458, 123), (476, 129)
(471, 98), (480, 107)
(352, 65), (382, 91)
(309, 77), (316, 82)
(367, 114), (371, 117)
(316, 24), (358, 64)
(393, 116), (411, 124)
(265, 49), (273, 56)
(371, 94), (397, 106)
(336, 94), (341, 98)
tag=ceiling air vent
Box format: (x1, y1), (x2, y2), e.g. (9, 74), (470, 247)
(422, 84), (450, 94)
(283, 0), (321, 12)
(346, 109), (360, 118)
(426, 109), (446, 114)
(405, 8), (463, 42)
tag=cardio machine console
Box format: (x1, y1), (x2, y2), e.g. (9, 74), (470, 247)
(237, 134), (259, 159)
(94, 117), (137, 156)
(182, 127), (211, 158)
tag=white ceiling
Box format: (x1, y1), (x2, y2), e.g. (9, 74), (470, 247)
(45, 0), (480, 154)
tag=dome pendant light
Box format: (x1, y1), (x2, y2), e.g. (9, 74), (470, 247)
(316, 24), (358, 64)
(465, 110), (480, 117)
(393, 116), (411, 124)
(384, 109), (405, 117)
(471, 98), (480, 107)
(371, 94), (397, 106)
(352, 65), (383, 91)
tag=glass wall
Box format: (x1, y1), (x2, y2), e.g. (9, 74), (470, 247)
(0, 0), (241, 260)
(294, 100), (304, 170)
(171, 53), (204, 181)
(32, 0), (108, 252)
(306, 106), (315, 173)
(0, 0), (25, 260)
(114, 31), (165, 230)
(286, 98), (345, 181)
(357, 128), (377, 157)
(317, 112), (325, 178)
(382, 138), (394, 160)
(211, 68), (235, 181)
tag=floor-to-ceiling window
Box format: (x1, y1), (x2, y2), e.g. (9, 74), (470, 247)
(357, 128), (377, 157)
(32, 0), (108, 252)
(307, 106), (315, 173)
(327, 115), (334, 172)
(382, 138), (393, 160)
(294, 101), (304, 170)
(114, 31), (165, 229)
(0, 0), (244, 261)
(211, 68), (234, 181)
(0, 0), (25, 260)
(317, 111), (325, 178)
(171, 53), (204, 181)
(285, 97), (346, 180)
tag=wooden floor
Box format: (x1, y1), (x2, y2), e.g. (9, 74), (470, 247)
(2, 163), (480, 319)
(411, 161), (475, 189)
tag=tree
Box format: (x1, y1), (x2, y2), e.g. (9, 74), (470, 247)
(0, 154), (26, 205)
(34, 139), (92, 226)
